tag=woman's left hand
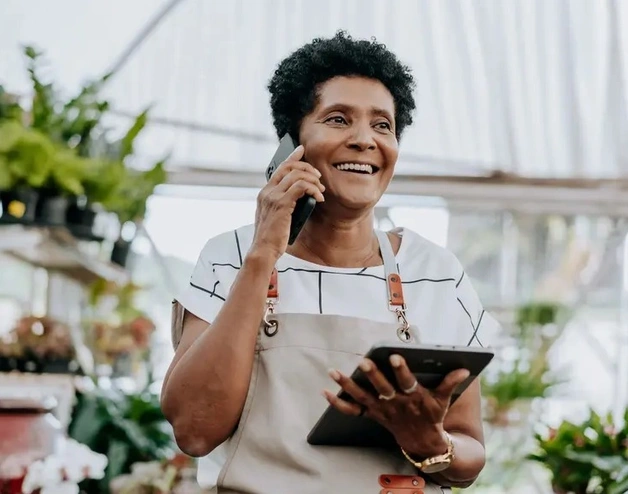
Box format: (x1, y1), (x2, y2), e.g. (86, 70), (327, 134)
(323, 355), (470, 457)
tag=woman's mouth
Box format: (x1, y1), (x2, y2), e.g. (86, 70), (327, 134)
(333, 163), (380, 175)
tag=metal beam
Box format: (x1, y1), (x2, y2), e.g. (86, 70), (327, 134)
(166, 169), (628, 216)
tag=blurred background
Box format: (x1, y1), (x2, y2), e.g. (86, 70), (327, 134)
(1, 1), (628, 493)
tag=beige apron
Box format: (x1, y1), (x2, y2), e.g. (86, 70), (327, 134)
(175, 231), (450, 494)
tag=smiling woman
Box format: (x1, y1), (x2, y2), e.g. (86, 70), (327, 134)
(160, 30), (500, 493)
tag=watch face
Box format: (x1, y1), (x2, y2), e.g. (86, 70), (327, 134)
(421, 460), (451, 474)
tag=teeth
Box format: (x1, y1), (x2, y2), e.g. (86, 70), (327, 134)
(335, 163), (374, 174)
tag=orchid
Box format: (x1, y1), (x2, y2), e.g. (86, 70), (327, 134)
(21, 439), (107, 494)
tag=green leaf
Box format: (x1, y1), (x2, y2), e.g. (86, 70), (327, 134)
(104, 439), (130, 485)
(0, 156), (14, 190)
(118, 109), (149, 160)
(69, 395), (112, 448)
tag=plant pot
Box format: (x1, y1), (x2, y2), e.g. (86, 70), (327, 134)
(111, 239), (133, 268)
(66, 198), (96, 227)
(66, 198), (99, 240)
(35, 194), (69, 226)
(40, 358), (80, 375)
(0, 357), (21, 373)
(0, 188), (38, 224)
(0, 478), (40, 494)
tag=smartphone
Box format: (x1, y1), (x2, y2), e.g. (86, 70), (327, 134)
(265, 134), (317, 245)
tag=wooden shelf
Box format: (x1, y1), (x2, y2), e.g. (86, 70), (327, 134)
(0, 224), (129, 285)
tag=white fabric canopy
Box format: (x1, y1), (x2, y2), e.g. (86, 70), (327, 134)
(3, 0), (628, 179)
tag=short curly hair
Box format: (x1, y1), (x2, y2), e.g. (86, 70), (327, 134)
(268, 30), (416, 141)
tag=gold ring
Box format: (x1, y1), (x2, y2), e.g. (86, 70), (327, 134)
(378, 391), (396, 401)
(402, 381), (419, 395)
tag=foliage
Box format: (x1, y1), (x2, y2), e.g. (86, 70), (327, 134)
(482, 362), (557, 426)
(0, 85), (23, 121)
(0, 315), (75, 361)
(516, 302), (566, 332)
(109, 455), (198, 494)
(69, 385), (175, 492)
(103, 159), (168, 224)
(1, 45), (167, 221)
(0, 121), (89, 195)
(483, 301), (565, 425)
(528, 408), (628, 494)
(23, 45), (111, 157)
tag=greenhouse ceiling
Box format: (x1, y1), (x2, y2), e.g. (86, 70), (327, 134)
(3, 0), (628, 207)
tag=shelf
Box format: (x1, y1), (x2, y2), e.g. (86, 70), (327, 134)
(0, 372), (76, 429)
(0, 224), (129, 285)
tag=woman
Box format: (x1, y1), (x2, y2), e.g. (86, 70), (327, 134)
(162, 31), (499, 493)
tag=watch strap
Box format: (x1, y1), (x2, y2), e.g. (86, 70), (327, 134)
(400, 432), (455, 472)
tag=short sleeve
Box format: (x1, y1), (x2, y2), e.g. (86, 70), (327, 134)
(454, 271), (501, 348)
(172, 239), (229, 348)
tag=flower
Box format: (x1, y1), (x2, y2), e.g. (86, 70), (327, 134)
(41, 482), (79, 494)
(60, 441), (107, 482)
(21, 439), (108, 494)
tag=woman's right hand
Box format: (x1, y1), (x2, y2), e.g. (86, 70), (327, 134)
(251, 145), (325, 261)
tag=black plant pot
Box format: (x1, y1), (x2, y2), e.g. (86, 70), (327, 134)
(111, 239), (133, 267)
(0, 187), (39, 224)
(40, 358), (80, 374)
(0, 356), (21, 372)
(35, 193), (69, 226)
(66, 198), (98, 239)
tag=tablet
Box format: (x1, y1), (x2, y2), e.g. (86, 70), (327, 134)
(307, 342), (494, 447)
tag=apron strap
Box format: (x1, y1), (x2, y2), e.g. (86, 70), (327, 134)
(375, 230), (406, 310)
(268, 268), (278, 299)
(263, 231), (411, 341)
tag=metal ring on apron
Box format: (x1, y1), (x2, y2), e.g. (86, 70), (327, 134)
(263, 268), (280, 337)
(263, 300), (279, 337)
(395, 308), (412, 342)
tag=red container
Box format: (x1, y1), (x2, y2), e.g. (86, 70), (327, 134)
(0, 397), (61, 493)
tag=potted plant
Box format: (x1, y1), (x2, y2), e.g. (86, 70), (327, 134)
(0, 122), (53, 223)
(528, 408), (628, 494)
(483, 300), (566, 426)
(69, 386), (176, 492)
(0, 121), (87, 226)
(482, 361), (557, 427)
(6, 46), (167, 239)
(104, 159), (167, 267)
(0, 315), (81, 374)
(109, 455), (201, 494)
(84, 279), (156, 377)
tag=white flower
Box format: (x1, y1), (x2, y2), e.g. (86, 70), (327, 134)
(41, 482), (80, 494)
(21, 438), (108, 493)
(21, 458), (63, 494)
(0, 452), (40, 479)
(130, 460), (162, 480)
(61, 441), (107, 482)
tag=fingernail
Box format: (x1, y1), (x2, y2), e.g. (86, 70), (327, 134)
(316, 169), (322, 177)
(359, 360), (371, 372)
(390, 355), (402, 368)
(328, 368), (341, 381)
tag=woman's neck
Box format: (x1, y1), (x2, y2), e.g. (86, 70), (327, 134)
(287, 209), (381, 268)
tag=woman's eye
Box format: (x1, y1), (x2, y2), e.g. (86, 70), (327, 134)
(375, 122), (392, 131)
(326, 116), (347, 125)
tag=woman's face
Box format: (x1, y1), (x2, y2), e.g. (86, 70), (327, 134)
(298, 76), (399, 212)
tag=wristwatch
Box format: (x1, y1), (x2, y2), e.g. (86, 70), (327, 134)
(400, 431), (455, 474)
